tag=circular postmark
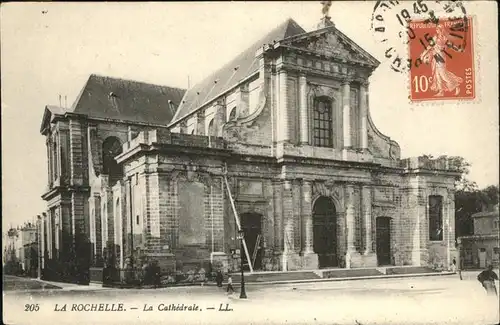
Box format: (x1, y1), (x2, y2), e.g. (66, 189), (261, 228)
(370, 0), (470, 74)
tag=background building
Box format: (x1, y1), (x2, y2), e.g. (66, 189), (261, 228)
(459, 204), (500, 269)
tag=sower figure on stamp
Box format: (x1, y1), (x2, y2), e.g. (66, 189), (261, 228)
(419, 25), (463, 97)
(477, 265), (499, 296)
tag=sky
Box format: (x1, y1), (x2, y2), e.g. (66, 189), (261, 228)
(1, 1), (498, 231)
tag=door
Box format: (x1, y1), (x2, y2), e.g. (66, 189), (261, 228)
(376, 217), (392, 266)
(313, 197), (337, 268)
(240, 213), (263, 271)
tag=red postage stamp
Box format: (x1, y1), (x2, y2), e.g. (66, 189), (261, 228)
(408, 16), (475, 102)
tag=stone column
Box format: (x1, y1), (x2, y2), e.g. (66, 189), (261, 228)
(360, 81), (369, 150)
(345, 184), (356, 253)
(279, 69), (289, 142)
(342, 80), (351, 148)
(362, 185), (372, 254)
(301, 181), (313, 253)
(299, 74), (309, 144)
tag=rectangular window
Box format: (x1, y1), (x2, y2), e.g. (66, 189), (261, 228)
(494, 247), (499, 254)
(493, 220), (499, 229)
(429, 195), (443, 241)
(312, 97), (333, 148)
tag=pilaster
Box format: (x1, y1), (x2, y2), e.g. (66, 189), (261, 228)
(279, 69), (289, 142)
(342, 80), (351, 149)
(239, 84), (249, 117)
(360, 81), (369, 150)
(299, 74), (309, 144)
(362, 185), (373, 254)
(282, 180), (301, 270)
(69, 119), (85, 186)
(300, 180), (318, 269)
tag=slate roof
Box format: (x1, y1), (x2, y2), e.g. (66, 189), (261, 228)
(70, 74), (186, 125)
(40, 105), (68, 133)
(169, 18), (306, 126)
(46, 105), (68, 116)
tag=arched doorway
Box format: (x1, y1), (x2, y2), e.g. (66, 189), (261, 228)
(240, 213), (263, 271)
(376, 217), (392, 266)
(313, 196), (337, 268)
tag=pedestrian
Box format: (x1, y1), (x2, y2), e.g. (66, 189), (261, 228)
(215, 270), (223, 288)
(477, 265), (498, 296)
(451, 257), (457, 273)
(226, 274), (234, 294)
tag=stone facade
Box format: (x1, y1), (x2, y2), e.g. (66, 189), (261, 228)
(40, 18), (461, 277)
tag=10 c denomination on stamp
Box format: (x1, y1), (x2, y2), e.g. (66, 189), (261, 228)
(408, 16), (475, 101)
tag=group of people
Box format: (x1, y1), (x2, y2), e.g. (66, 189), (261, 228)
(215, 269), (234, 294)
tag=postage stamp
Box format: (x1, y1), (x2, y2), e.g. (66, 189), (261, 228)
(408, 16), (475, 101)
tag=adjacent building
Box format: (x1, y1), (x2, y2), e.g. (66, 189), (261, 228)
(39, 15), (461, 279)
(459, 204), (500, 269)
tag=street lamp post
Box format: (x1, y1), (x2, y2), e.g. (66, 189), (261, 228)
(237, 230), (247, 299)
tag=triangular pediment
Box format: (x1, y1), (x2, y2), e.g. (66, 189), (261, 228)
(280, 27), (379, 68)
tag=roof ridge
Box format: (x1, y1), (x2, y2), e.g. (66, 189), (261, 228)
(89, 73), (186, 91)
(170, 18), (306, 125)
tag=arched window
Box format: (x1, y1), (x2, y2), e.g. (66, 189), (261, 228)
(102, 137), (123, 183)
(191, 129), (195, 135)
(229, 107), (237, 121)
(207, 119), (215, 137)
(313, 97), (333, 148)
(429, 195), (443, 241)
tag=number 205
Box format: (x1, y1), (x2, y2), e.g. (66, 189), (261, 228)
(24, 304), (39, 312)
(412, 75), (432, 93)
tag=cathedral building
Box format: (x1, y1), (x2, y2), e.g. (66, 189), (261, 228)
(39, 15), (461, 278)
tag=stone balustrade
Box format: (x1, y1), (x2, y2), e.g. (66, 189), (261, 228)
(399, 156), (462, 172)
(122, 129), (227, 152)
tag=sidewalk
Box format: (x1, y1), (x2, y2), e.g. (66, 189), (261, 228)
(33, 270), (460, 291)
(227, 270), (456, 286)
(36, 278), (111, 291)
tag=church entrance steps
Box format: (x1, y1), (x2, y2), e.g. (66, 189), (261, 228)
(230, 266), (448, 284)
(230, 270), (321, 283)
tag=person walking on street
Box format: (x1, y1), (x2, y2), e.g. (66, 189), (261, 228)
(477, 265), (499, 296)
(215, 270), (223, 288)
(226, 274), (234, 294)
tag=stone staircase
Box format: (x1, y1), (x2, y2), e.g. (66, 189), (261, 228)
(230, 266), (442, 283)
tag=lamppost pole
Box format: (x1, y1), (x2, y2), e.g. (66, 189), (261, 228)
(238, 230), (247, 299)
